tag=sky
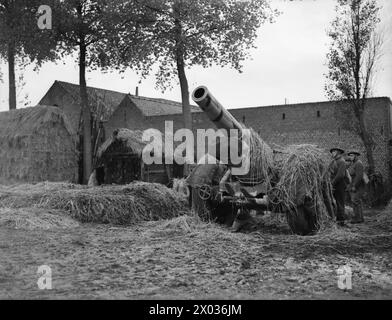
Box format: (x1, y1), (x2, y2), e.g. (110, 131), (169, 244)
(0, 0), (391, 111)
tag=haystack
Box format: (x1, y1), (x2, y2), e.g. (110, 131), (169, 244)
(270, 144), (335, 230)
(238, 128), (275, 188)
(0, 181), (188, 225)
(0, 106), (78, 185)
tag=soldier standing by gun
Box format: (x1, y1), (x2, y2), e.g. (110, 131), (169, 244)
(330, 147), (347, 226)
(347, 151), (365, 224)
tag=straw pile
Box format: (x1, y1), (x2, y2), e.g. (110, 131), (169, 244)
(0, 182), (86, 208)
(0, 106), (77, 185)
(0, 207), (80, 230)
(96, 129), (146, 159)
(238, 128), (275, 188)
(270, 144), (334, 230)
(0, 182), (188, 225)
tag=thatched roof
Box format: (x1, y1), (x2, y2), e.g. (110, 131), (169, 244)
(97, 128), (150, 159)
(0, 105), (74, 140)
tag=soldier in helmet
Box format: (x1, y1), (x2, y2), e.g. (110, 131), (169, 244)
(330, 147), (347, 226)
(347, 150), (365, 224)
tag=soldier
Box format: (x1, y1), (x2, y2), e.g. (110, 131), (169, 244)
(347, 150), (365, 224)
(330, 147), (347, 226)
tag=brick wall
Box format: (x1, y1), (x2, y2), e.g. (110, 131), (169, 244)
(226, 98), (392, 178)
(137, 98), (392, 180)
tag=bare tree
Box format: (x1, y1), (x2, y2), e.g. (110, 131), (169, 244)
(325, 0), (383, 175)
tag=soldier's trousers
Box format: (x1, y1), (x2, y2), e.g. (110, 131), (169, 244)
(351, 188), (365, 222)
(333, 182), (346, 222)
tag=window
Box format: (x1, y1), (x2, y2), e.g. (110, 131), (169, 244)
(317, 110), (321, 118)
(282, 113), (286, 120)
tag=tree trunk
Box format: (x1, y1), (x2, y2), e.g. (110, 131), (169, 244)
(176, 54), (192, 132)
(358, 112), (375, 175)
(176, 53), (193, 176)
(7, 41), (16, 110)
(174, 12), (192, 176)
(79, 39), (93, 184)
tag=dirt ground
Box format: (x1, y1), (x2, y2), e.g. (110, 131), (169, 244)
(1, 208), (392, 300)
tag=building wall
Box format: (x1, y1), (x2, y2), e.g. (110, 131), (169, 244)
(104, 98), (151, 136)
(142, 98), (392, 179)
(225, 98), (392, 179)
(39, 85), (81, 136)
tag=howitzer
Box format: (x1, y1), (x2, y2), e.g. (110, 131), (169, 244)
(192, 86), (244, 133)
(192, 86), (249, 171)
(187, 86), (269, 230)
(187, 86), (326, 235)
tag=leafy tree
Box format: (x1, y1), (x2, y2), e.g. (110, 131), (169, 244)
(52, 0), (156, 183)
(116, 0), (277, 132)
(0, 0), (56, 110)
(325, 0), (383, 174)
(51, 0), (112, 183)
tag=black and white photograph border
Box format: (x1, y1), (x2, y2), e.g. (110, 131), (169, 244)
(0, 0), (391, 302)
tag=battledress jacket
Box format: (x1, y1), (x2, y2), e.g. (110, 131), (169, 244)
(348, 160), (365, 190)
(330, 157), (347, 187)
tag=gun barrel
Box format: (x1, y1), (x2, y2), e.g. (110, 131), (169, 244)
(192, 86), (243, 133)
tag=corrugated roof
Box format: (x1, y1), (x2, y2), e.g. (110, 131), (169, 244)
(54, 81), (200, 119)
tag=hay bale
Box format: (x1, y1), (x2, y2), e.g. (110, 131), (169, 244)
(271, 144), (334, 231)
(0, 207), (80, 230)
(0, 182), (188, 225)
(0, 106), (78, 185)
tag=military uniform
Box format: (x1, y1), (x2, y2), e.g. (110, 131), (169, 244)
(348, 156), (365, 223)
(330, 149), (347, 223)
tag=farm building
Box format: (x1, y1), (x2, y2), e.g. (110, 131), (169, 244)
(38, 80), (201, 137)
(0, 106), (78, 185)
(94, 128), (182, 185)
(38, 81), (392, 183)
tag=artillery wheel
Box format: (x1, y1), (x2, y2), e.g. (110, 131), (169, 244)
(191, 187), (236, 227)
(286, 199), (318, 236)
